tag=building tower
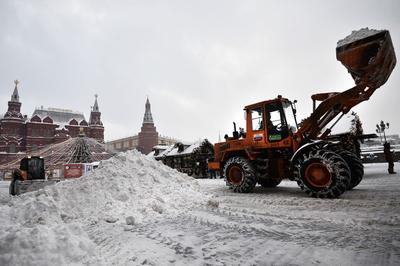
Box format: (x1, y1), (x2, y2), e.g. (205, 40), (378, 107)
(137, 97), (158, 154)
(89, 94), (104, 142)
(0, 80), (26, 153)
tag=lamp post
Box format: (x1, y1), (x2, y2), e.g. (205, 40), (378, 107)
(375, 127), (382, 143)
(376, 120), (390, 143)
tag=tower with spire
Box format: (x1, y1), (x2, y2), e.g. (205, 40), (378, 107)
(0, 81), (109, 165)
(137, 97), (158, 154)
(88, 94), (104, 142)
(143, 98), (153, 123)
(0, 80), (25, 153)
(4, 80), (23, 120)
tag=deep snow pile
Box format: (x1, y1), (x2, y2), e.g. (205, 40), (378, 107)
(0, 150), (211, 266)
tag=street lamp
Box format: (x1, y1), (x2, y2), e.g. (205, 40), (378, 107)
(376, 120), (390, 143)
(376, 126), (382, 143)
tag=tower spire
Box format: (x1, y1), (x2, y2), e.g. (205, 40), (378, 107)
(93, 94), (99, 112)
(138, 97), (158, 154)
(143, 97), (154, 123)
(11, 80), (20, 102)
(4, 79), (23, 120)
(89, 94), (102, 125)
(88, 94), (104, 142)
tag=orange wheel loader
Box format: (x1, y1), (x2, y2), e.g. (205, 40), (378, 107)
(208, 28), (396, 198)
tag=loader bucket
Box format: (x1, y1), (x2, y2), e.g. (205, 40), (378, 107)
(336, 28), (396, 89)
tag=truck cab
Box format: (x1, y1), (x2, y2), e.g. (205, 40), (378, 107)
(9, 156), (59, 195)
(244, 96), (299, 149)
(209, 96), (301, 174)
(19, 156), (45, 180)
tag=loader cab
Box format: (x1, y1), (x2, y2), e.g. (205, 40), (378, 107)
(19, 156), (45, 180)
(246, 96), (298, 144)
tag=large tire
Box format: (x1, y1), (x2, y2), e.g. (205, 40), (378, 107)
(259, 179), (282, 188)
(254, 158), (281, 188)
(223, 157), (257, 193)
(336, 150), (364, 190)
(293, 149), (351, 198)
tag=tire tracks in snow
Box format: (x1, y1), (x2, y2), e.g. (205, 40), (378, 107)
(193, 185), (400, 254)
(82, 173), (400, 265)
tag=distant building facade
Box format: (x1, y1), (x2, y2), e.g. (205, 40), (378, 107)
(106, 98), (178, 154)
(0, 81), (104, 164)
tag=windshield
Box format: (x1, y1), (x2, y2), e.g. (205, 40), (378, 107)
(251, 107), (264, 131)
(283, 101), (298, 132)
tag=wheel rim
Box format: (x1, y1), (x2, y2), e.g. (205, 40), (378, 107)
(228, 165), (244, 185)
(304, 162), (332, 188)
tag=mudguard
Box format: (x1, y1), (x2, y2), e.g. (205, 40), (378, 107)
(290, 140), (327, 172)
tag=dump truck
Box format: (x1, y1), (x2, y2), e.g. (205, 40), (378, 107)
(208, 28), (396, 198)
(9, 156), (59, 195)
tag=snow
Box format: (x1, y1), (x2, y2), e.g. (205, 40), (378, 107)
(362, 144), (400, 153)
(0, 158), (399, 265)
(337, 28), (383, 47)
(153, 140), (204, 159)
(0, 150), (211, 266)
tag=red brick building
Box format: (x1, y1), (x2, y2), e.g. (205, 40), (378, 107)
(137, 98), (158, 154)
(106, 98), (178, 155)
(0, 81), (104, 164)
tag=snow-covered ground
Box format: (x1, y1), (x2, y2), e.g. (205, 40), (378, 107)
(0, 152), (399, 266)
(0, 181), (9, 195)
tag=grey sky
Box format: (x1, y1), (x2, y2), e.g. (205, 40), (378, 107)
(1, 0), (399, 143)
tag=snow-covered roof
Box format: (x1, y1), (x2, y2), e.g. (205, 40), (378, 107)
(153, 145), (170, 150)
(153, 144), (175, 158)
(32, 107), (86, 129)
(153, 140), (205, 158)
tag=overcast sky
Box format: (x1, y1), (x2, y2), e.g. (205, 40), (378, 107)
(1, 0), (399, 143)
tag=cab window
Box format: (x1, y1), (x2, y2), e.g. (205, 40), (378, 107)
(266, 102), (289, 141)
(251, 107), (264, 131)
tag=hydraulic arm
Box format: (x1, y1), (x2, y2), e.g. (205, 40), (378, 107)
(298, 29), (396, 139)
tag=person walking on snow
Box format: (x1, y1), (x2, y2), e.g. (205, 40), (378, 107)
(383, 142), (396, 174)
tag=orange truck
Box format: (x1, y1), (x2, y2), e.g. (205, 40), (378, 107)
(208, 29), (396, 198)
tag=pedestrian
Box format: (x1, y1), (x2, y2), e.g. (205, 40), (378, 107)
(383, 142), (396, 174)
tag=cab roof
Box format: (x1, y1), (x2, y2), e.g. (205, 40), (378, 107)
(244, 95), (291, 110)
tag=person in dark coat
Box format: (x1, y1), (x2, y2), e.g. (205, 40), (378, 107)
(383, 142), (396, 174)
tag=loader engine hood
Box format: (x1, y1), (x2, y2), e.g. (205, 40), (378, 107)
(336, 28), (396, 89)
